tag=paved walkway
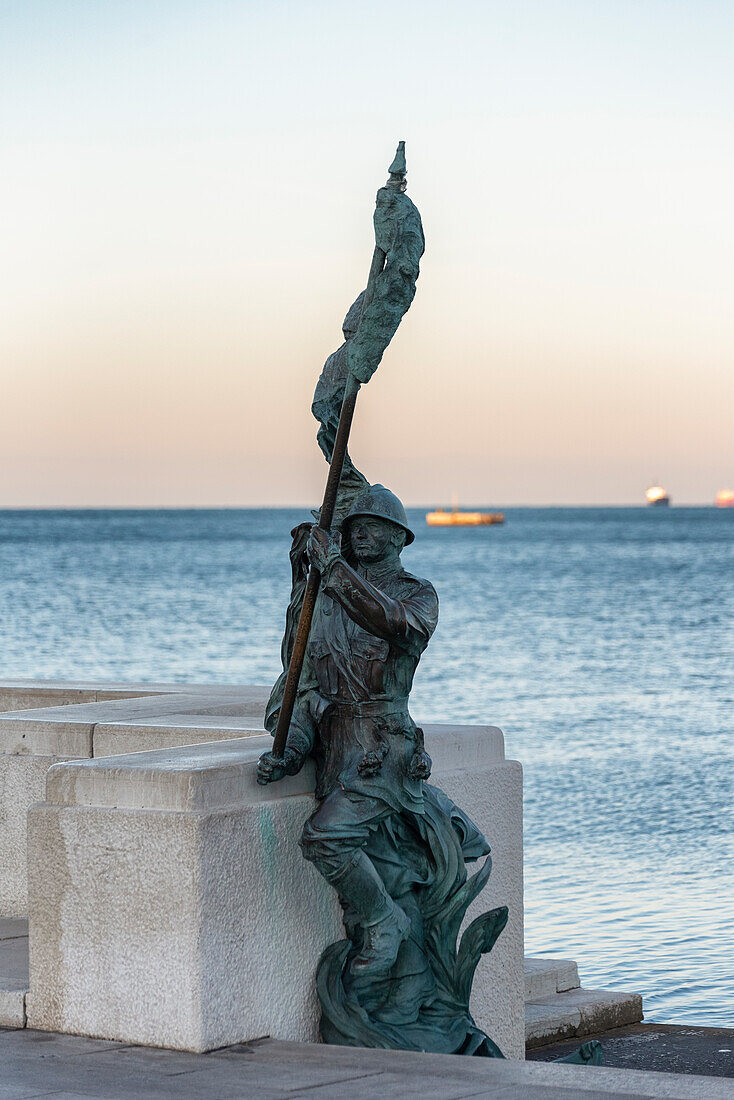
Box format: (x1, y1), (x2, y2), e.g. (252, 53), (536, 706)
(530, 1022), (734, 1079)
(1, 1028), (732, 1099)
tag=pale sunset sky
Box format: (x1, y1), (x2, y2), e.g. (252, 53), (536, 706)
(1, 0), (732, 506)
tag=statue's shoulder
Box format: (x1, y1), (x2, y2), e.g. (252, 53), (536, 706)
(395, 568), (438, 603)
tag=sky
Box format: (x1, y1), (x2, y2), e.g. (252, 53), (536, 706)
(1, 0), (732, 506)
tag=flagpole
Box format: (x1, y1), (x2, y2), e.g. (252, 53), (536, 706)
(270, 244), (385, 759)
(270, 141), (411, 760)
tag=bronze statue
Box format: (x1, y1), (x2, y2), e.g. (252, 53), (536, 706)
(257, 145), (508, 1055)
(256, 144), (601, 1064)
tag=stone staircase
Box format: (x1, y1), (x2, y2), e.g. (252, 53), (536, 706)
(525, 956), (643, 1049)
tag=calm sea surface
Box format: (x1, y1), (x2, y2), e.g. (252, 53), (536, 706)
(1, 506), (732, 1025)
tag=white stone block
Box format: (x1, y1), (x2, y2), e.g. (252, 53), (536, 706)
(558, 987), (644, 1033)
(0, 987), (25, 1028)
(525, 1001), (581, 1047)
(0, 918), (29, 1028)
(1, 753), (89, 918)
(26, 725), (524, 1058)
(525, 987), (643, 1048)
(91, 717), (266, 757)
(0, 684), (271, 918)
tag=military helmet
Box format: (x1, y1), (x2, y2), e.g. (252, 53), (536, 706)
(344, 484), (414, 545)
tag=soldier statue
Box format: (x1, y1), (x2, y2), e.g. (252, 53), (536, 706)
(258, 484), (438, 974)
(257, 473), (507, 1054)
(255, 144), (600, 1063)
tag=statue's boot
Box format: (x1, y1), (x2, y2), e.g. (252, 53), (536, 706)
(351, 905), (411, 977)
(329, 851), (410, 977)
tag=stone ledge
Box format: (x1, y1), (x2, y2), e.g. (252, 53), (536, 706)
(45, 725), (507, 813)
(0, 678), (271, 713)
(526, 987), (644, 1048)
(46, 735), (308, 810)
(0, 690), (270, 756)
(92, 717), (267, 756)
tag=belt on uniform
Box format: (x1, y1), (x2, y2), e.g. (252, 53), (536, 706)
(327, 698), (409, 719)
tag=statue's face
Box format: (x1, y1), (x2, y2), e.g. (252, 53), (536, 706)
(347, 517), (399, 563)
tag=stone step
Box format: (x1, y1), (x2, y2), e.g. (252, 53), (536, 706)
(0, 918), (28, 1028)
(525, 986), (644, 1049)
(524, 956), (580, 1000)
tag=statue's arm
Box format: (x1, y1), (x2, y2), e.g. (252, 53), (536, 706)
(322, 560), (437, 654)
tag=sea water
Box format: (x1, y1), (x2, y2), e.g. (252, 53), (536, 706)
(0, 506), (732, 1025)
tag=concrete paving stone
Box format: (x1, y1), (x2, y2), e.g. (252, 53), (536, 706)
(17, 1094), (107, 1099)
(0, 930), (29, 988)
(0, 1029), (125, 1052)
(286, 1074), (496, 1099)
(230, 1040), (733, 1097)
(6, 1094), (113, 1100)
(180, 1066), (386, 1098)
(0, 920), (28, 941)
(0, 1088), (71, 1099)
(287, 1073), (627, 1099)
(0, 1052), (381, 1099)
(0, 1032), (732, 1098)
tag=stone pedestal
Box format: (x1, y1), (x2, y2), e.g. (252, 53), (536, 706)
(26, 724), (524, 1057)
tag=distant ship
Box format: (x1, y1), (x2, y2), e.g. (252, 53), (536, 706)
(426, 500), (504, 527)
(715, 489), (734, 508)
(646, 485), (670, 507)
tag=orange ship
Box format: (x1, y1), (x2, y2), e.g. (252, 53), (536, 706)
(426, 501), (504, 527)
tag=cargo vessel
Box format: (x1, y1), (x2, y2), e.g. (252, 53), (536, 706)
(645, 485), (670, 507)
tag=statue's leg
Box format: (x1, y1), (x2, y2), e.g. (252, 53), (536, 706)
(301, 790), (410, 977)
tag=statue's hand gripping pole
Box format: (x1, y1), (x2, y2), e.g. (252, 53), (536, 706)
(270, 241), (386, 759)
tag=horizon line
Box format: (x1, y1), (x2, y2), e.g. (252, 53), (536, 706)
(0, 502), (727, 512)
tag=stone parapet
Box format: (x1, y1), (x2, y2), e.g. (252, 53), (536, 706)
(0, 682), (271, 917)
(26, 723), (524, 1057)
